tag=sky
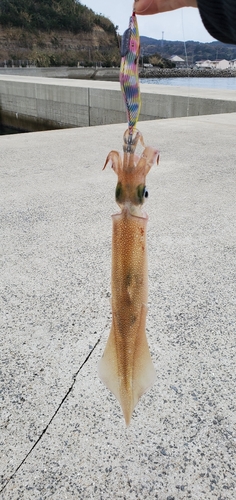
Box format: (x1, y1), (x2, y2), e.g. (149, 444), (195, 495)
(82, 1), (215, 43)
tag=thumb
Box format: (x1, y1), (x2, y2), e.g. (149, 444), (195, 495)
(134, 0), (158, 15)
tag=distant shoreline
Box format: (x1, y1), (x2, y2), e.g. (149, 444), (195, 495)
(139, 68), (236, 79)
(0, 66), (235, 81)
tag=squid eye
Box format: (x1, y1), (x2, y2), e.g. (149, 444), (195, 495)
(137, 184), (148, 204)
(116, 182), (123, 202)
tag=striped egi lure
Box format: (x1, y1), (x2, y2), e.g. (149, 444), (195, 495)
(120, 11), (141, 135)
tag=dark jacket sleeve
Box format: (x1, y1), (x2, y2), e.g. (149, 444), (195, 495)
(197, 0), (236, 45)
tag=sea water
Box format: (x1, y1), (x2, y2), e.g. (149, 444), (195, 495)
(0, 125), (26, 136)
(140, 77), (236, 90)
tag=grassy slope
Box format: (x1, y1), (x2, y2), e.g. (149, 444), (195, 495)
(0, 0), (119, 66)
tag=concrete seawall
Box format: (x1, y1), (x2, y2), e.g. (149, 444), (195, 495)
(0, 75), (236, 131)
(0, 66), (121, 81)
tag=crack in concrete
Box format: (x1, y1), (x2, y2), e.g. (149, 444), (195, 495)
(0, 338), (101, 493)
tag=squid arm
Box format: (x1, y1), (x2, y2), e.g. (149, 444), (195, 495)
(99, 129), (159, 426)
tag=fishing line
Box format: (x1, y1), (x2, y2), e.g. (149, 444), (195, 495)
(0, 338), (100, 494)
(181, 9), (190, 117)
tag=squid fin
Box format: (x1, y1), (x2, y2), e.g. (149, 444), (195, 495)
(98, 305), (156, 426)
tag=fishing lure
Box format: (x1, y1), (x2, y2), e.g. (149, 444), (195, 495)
(120, 11), (141, 138)
(98, 10), (159, 426)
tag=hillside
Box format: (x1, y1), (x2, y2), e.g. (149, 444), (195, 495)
(140, 36), (236, 64)
(0, 0), (120, 66)
(2, 2), (235, 69)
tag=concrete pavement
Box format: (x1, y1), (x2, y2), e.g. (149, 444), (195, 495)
(1, 114), (236, 499)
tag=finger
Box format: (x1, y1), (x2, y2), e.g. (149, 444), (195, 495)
(134, 0), (159, 15)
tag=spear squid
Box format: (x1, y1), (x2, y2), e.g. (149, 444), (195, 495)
(98, 9), (159, 426)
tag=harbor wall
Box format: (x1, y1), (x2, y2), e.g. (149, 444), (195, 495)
(1, 66), (236, 80)
(0, 75), (236, 132)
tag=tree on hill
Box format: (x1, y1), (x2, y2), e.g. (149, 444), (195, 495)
(0, 0), (117, 35)
(148, 53), (175, 68)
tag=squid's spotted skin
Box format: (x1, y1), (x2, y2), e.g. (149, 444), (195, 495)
(99, 129), (159, 426)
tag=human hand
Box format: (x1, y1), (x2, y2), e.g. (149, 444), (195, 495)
(134, 0), (197, 15)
